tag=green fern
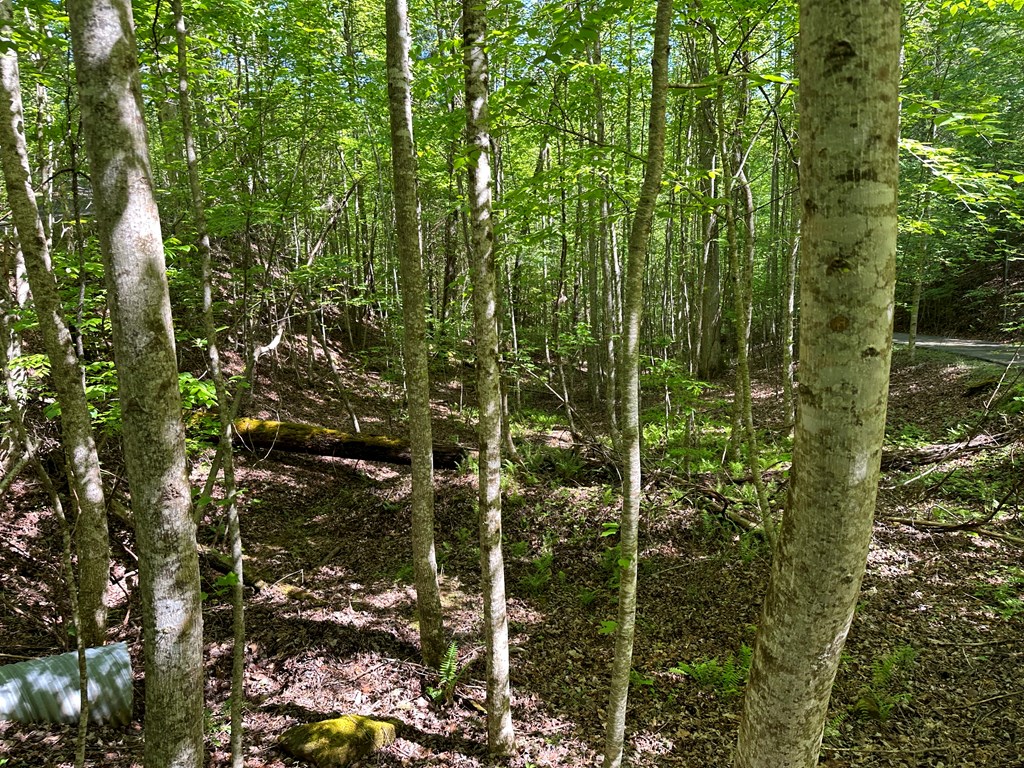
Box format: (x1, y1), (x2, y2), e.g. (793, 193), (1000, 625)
(427, 641), (460, 705)
(871, 644), (916, 688)
(521, 551), (554, 594)
(670, 642), (752, 697)
(853, 645), (917, 722)
(823, 709), (848, 743)
(440, 641), (458, 681)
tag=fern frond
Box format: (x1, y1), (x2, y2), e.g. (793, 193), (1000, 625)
(440, 641), (458, 684)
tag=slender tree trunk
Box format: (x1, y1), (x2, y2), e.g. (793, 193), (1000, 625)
(592, 36), (621, 446)
(586, 195), (601, 404)
(697, 167), (722, 376)
(0, 238), (27, 466)
(718, 34), (774, 537)
(602, 0), (672, 765)
(172, 2), (245, 765)
(66, 1), (204, 766)
(781, 210), (800, 427)
(734, 0), (900, 764)
(907, 274), (922, 359)
(386, 0), (446, 669)
(0, 0), (110, 650)
(0, 287), (91, 768)
(727, 154), (776, 545)
(464, 0), (515, 754)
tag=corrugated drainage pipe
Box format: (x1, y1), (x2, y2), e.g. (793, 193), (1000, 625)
(0, 642), (132, 725)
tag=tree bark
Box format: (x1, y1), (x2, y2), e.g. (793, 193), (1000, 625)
(733, 0), (900, 765)
(781, 209), (800, 427)
(0, 0), (110, 649)
(602, 1), (672, 766)
(386, 0), (446, 669)
(66, 1), (204, 766)
(463, 0), (515, 754)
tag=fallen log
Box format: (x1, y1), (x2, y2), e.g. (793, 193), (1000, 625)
(880, 431), (1013, 470)
(232, 417), (470, 469)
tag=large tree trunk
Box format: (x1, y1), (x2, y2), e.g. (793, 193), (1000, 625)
(386, 0), (446, 670)
(463, 0), (515, 754)
(733, 0), (900, 765)
(602, 1), (672, 766)
(689, 37), (723, 380)
(66, 2), (204, 766)
(0, 0), (110, 649)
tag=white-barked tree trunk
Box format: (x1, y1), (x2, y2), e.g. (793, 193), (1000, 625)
(734, 0), (900, 764)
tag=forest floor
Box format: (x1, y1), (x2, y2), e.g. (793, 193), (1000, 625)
(1, 342), (1023, 768)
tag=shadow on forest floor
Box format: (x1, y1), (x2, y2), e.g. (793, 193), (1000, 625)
(2, 346), (1022, 767)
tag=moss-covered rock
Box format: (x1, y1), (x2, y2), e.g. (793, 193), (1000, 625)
(278, 714), (402, 767)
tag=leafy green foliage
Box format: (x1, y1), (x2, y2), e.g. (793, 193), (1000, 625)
(520, 550), (555, 595)
(823, 709), (849, 743)
(600, 542), (622, 588)
(629, 669), (655, 690)
(670, 643), (753, 698)
(393, 562), (415, 584)
(597, 620), (618, 636)
(200, 572), (239, 603)
(507, 540), (529, 560)
(513, 442), (588, 486)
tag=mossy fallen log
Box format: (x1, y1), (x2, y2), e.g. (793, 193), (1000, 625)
(232, 418), (470, 469)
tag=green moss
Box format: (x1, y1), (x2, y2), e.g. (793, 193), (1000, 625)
(278, 714), (402, 767)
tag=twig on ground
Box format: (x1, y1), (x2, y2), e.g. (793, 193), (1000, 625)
(925, 637), (1017, 647)
(968, 689), (1024, 707)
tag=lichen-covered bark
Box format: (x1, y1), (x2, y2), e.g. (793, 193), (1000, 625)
(386, 0), (446, 669)
(734, 1), (900, 766)
(602, 1), (672, 766)
(463, 0), (515, 754)
(0, 0), (110, 649)
(65, 1), (204, 765)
